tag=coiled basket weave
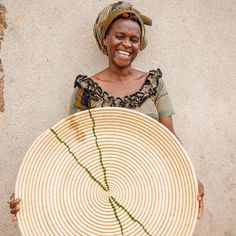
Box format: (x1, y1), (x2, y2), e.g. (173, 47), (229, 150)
(15, 107), (198, 236)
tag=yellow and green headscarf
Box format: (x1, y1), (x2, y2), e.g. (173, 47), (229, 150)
(93, 1), (152, 55)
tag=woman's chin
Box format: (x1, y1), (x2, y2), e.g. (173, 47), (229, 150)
(113, 58), (132, 68)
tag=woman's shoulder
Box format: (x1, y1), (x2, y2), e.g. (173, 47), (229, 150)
(145, 68), (164, 88)
(148, 68), (162, 80)
(74, 74), (89, 89)
(74, 74), (102, 94)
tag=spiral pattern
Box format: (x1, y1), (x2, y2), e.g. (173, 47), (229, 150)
(15, 107), (198, 236)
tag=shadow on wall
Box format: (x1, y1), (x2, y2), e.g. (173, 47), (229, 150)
(0, 4), (7, 112)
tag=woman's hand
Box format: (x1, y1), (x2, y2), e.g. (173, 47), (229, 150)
(8, 193), (21, 220)
(197, 179), (204, 219)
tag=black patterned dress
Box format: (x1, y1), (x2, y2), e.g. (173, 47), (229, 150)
(69, 69), (175, 120)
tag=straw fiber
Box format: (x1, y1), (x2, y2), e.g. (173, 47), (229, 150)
(15, 107), (198, 236)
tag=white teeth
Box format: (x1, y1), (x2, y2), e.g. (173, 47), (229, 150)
(117, 50), (131, 56)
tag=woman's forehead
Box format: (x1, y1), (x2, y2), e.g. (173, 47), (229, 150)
(110, 18), (141, 34)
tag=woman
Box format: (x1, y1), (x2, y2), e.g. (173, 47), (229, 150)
(9, 1), (204, 220)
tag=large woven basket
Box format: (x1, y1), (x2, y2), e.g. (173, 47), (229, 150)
(15, 107), (198, 236)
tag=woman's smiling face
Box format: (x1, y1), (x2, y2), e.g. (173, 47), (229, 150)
(103, 18), (141, 68)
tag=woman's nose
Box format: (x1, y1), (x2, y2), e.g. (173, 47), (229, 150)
(122, 38), (131, 47)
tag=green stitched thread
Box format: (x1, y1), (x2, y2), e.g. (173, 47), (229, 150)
(109, 197), (124, 236)
(111, 196), (152, 236)
(50, 128), (107, 192)
(51, 112), (151, 236)
(88, 109), (110, 191)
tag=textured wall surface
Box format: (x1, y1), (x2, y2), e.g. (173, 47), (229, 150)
(0, 0), (235, 235)
(0, 3), (7, 111)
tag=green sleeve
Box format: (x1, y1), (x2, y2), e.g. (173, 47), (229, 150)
(155, 77), (175, 118)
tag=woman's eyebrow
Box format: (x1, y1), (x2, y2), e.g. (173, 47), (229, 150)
(114, 30), (140, 36)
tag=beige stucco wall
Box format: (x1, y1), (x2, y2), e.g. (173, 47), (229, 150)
(0, 0), (235, 235)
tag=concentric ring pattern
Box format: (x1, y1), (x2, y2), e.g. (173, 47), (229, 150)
(15, 107), (198, 236)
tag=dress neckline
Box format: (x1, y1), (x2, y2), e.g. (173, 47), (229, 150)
(85, 71), (151, 100)
(74, 69), (162, 109)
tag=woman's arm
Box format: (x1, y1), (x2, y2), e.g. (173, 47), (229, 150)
(159, 115), (204, 219)
(159, 115), (182, 144)
(159, 115), (176, 135)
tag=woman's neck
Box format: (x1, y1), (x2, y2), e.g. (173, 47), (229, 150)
(104, 65), (135, 82)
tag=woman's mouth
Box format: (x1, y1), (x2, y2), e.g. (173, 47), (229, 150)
(116, 50), (131, 59)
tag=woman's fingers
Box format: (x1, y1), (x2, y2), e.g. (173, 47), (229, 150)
(8, 193), (21, 217)
(197, 179), (204, 219)
(8, 195), (21, 208)
(197, 196), (204, 219)
(7, 193), (15, 203)
(9, 198), (20, 209)
(10, 204), (20, 215)
(10, 199), (21, 210)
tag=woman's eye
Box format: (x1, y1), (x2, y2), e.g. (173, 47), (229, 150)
(115, 35), (139, 44)
(131, 38), (139, 43)
(115, 35), (124, 39)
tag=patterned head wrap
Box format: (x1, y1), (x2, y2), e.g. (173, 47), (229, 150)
(93, 1), (152, 55)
